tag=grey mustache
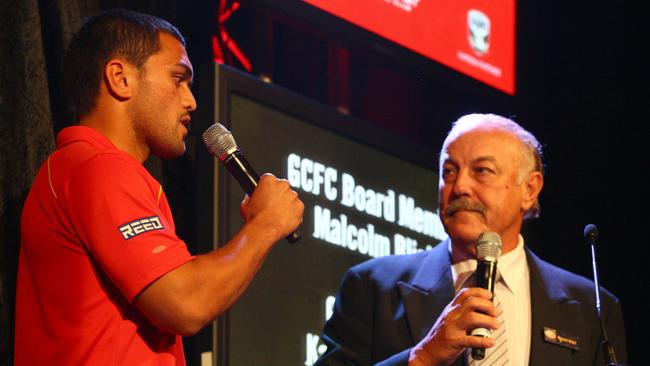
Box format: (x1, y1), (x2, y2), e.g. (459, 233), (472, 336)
(445, 198), (486, 217)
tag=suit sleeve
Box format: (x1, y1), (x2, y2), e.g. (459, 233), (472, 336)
(315, 268), (411, 366)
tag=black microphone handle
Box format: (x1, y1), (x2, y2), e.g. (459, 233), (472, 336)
(223, 151), (259, 194)
(471, 259), (498, 360)
(476, 260), (498, 292)
(222, 151), (301, 244)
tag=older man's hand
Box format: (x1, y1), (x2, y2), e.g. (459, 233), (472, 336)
(408, 288), (499, 366)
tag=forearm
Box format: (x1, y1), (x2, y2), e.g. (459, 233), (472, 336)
(136, 174), (303, 335)
(135, 218), (281, 335)
(187, 219), (281, 316)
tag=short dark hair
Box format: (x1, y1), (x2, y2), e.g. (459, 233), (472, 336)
(62, 8), (185, 119)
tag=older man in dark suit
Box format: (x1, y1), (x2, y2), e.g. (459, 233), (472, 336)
(315, 114), (626, 366)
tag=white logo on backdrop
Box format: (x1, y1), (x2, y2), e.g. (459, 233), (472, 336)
(385, 0), (420, 13)
(467, 9), (491, 55)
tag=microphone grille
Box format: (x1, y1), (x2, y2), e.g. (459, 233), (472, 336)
(476, 232), (502, 261)
(202, 123), (238, 160)
(583, 224), (599, 244)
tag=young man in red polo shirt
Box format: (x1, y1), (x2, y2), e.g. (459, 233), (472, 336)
(15, 9), (304, 365)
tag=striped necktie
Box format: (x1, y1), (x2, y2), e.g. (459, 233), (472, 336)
(467, 293), (510, 366)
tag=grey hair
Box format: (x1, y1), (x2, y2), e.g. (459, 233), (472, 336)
(440, 113), (544, 219)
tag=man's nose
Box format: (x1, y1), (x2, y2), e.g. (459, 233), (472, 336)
(184, 87), (197, 112)
(452, 169), (473, 197)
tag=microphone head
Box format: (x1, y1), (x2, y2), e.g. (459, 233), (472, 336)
(583, 224), (599, 244)
(476, 232), (502, 262)
(202, 123), (238, 160)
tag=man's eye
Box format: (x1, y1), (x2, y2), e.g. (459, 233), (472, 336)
(475, 167), (493, 174)
(442, 167), (456, 178)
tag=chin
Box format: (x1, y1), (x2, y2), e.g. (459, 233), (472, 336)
(152, 145), (186, 159)
(443, 221), (485, 245)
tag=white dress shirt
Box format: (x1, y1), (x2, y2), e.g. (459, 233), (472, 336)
(450, 236), (531, 366)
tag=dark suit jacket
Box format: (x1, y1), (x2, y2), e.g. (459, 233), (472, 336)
(315, 240), (627, 366)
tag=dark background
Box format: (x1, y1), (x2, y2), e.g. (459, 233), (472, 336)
(0, 0), (647, 365)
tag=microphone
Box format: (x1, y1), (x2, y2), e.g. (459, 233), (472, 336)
(202, 123), (301, 244)
(584, 224), (620, 366)
(471, 231), (503, 360)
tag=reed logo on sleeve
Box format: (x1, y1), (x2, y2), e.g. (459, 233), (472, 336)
(118, 216), (164, 240)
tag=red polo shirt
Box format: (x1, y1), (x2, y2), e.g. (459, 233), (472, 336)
(15, 126), (193, 365)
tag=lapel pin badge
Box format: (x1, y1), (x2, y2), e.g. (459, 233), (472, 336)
(543, 327), (580, 351)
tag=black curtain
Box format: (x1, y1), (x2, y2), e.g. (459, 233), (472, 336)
(0, 1), (80, 363)
(0, 1), (214, 364)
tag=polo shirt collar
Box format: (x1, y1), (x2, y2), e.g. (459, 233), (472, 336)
(56, 125), (118, 151)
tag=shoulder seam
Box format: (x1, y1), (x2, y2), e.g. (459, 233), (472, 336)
(60, 151), (152, 201)
(47, 154), (58, 199)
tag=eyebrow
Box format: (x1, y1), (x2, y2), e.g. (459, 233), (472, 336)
(441, 156), (501, 172)
(175, 63), (194, 83)
(472, 156), (502, 174)
(472, 156), (498, 165)
(441, 156), (456, 165)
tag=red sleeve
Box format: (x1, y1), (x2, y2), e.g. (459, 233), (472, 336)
(62, 153), (193, 302)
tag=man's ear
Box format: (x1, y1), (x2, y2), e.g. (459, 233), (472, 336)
(521, 171), (544, 212)
(103, 59), (137, 100)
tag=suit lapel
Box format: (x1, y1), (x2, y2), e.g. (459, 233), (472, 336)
(397, 241), (455, 344)
(527, 249), (583, 366)
(394, 245), (585, 366)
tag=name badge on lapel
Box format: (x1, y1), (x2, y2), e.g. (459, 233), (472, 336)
(543, 327), (580, 351)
